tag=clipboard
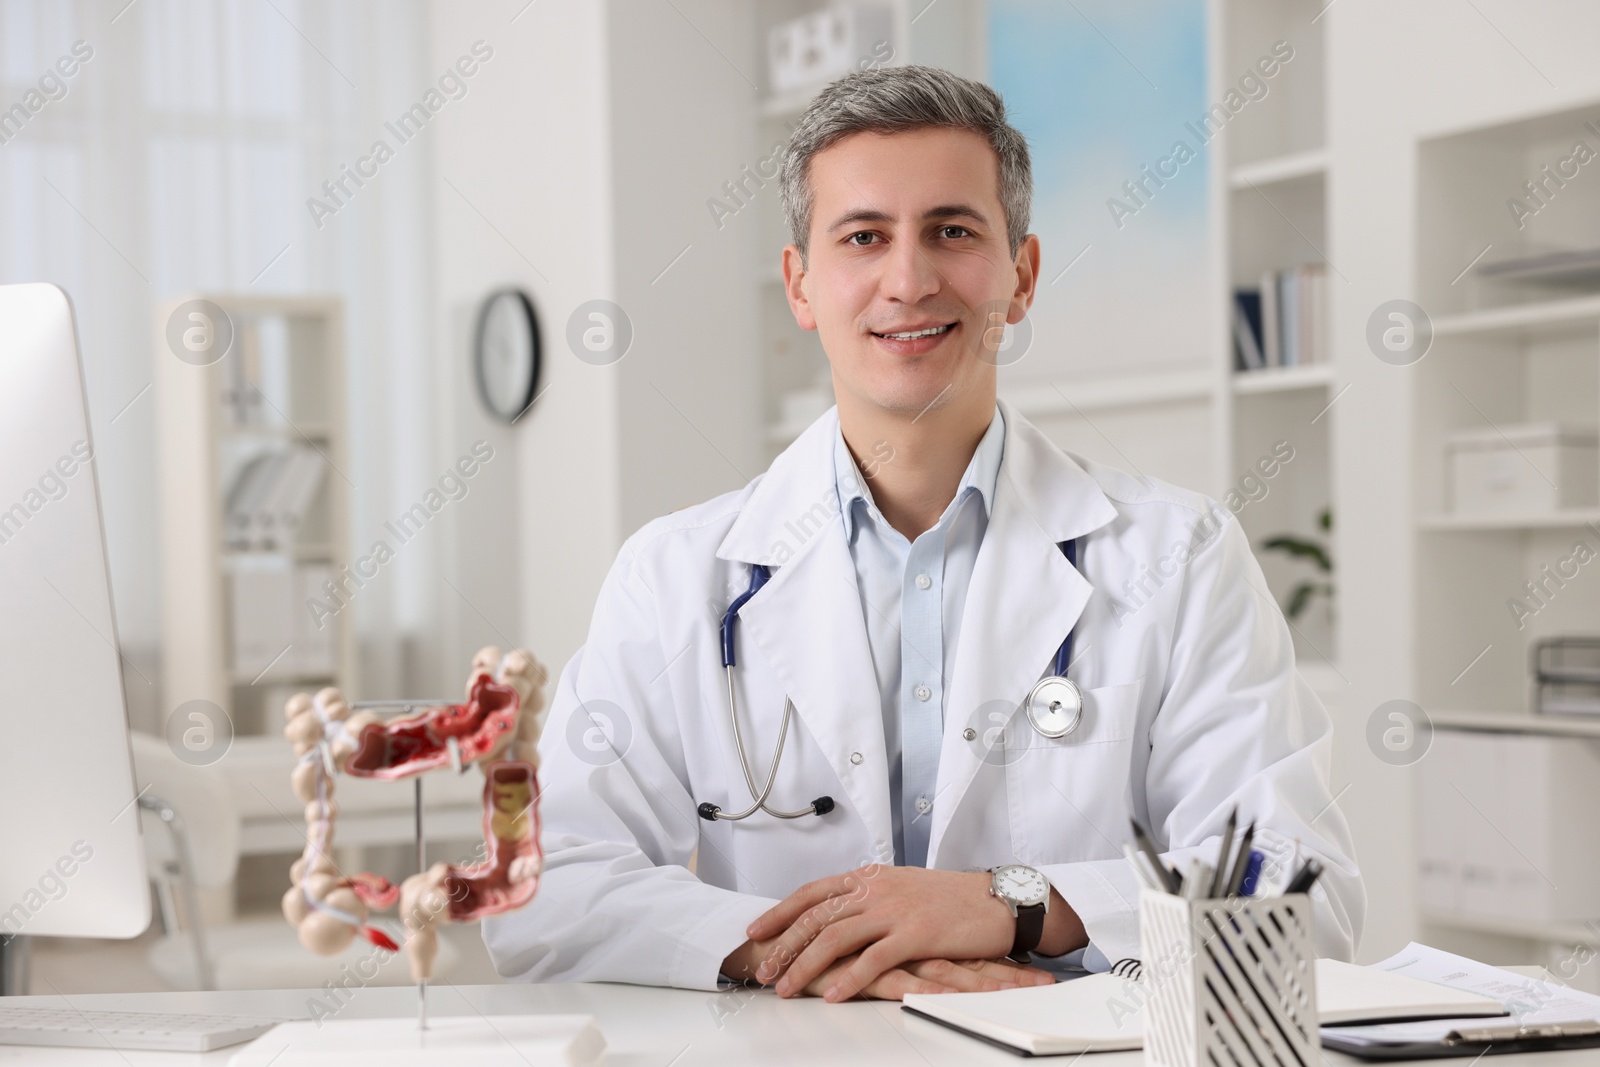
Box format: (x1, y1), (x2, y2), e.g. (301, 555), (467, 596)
(1322, 1019), (1600, 1060)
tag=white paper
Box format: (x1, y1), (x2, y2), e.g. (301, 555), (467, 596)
(1369, 942), (1600, 1024)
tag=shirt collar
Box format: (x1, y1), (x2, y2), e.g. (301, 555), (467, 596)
(833, 404), (1007, 541)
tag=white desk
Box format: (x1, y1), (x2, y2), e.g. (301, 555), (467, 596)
(5, 980), (1600, 1066)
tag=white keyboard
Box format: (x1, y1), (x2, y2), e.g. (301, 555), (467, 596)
(0, 1005), (280, 1052)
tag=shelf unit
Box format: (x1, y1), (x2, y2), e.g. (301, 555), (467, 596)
(1232, 362), (1337, 395)
(155, 295), (356, 741)
(1418, 509), (1600, 532)
(1003, 369), (1214, 416)
(750, 3), (909, 466)
(1216, 0), (1338, 668)
(1229, 146), (1328, 190)
(1410, 97), (1600, 968)
(1431, 709), (1600, 738)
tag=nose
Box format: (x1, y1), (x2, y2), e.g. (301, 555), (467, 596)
(878, 233), (943, 305)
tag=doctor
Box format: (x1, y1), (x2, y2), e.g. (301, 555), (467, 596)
(484, 64), (1362, 1000)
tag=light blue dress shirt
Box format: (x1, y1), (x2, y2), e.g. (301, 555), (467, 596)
(832, 406), (1005, 868)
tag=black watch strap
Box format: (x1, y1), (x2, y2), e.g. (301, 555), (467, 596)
(1007, 902), (1046, 963)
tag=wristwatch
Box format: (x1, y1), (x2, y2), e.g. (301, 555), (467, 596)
(989, 864), (1051, 963)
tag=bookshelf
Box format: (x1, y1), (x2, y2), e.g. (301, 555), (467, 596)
(1409, 96), (1600, 965)
(1217, 0), (1339, 669)
(155, 295), (357, 742)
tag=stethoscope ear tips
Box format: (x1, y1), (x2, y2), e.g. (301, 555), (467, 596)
(697, 803), (722, 821)
(811, 796), (835, 816)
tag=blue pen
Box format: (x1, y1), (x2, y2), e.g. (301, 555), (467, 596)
(1237, 850), (1265, 897)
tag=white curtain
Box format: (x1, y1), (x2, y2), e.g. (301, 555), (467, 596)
(0, 0), (440, 727)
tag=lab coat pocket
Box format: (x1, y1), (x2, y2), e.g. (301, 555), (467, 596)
(1004, 679), (1144, 865)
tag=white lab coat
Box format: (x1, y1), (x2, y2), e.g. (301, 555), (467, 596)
(483, 399), (1363, 989)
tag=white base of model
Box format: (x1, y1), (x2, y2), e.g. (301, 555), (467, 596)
(229, 1015), (605, 1066)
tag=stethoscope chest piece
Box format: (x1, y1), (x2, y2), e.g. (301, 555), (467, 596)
(1026, 675), (1083, 739)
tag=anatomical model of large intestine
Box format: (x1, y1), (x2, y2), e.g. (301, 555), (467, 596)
(280, 646), (548, 983)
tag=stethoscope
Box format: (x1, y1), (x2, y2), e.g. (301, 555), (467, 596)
(695, 539), (1084, 823)
(1024, 538), (1085, 740)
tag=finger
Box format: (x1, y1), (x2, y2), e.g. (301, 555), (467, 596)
(860, 967), (959, 1000)
(824, 933), (909, 1003)
(756, 892), (867, 983)
(776, 915), (882, 997)
(951, 958), (1057, 986)
(747, 870), (861, 941)
(905, 958), (1017, 993)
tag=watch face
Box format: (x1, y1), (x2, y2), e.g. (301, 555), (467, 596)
(994, 864), (1049, 907)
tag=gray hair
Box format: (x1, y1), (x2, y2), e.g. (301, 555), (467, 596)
(779, 64), (1033, 266)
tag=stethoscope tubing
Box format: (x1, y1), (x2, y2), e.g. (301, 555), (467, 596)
(710, 666), (815, 820)
(1052, 539), (1079, 676)
(700, 539), (1084, 822)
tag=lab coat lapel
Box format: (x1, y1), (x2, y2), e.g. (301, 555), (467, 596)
(716, 409), (894, 856)
(926, 402), (1119, 866)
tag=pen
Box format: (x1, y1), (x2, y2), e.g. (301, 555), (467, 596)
(1182, 859), (1213, 901)
(1209, 807), (1237, 897)
(1237, 850), (1264, 897)
(1284, 857), (1323, 895)
(1130, 818), (1182, 894)
(1224, 820), (1256, 895)
(1123, 842), (1160, 892)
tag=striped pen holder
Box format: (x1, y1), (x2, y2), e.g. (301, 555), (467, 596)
(1138, 889), (1319, 1067)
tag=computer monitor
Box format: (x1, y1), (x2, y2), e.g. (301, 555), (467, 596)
(0, 283), (150, 952)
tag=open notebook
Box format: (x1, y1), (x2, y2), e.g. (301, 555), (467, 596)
(902, 959), (1505, 1056)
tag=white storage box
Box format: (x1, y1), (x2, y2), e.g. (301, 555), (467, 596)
(1415, 729), (1600, 922)
(767, 3), (895, 96)
(1446, 422), (1599, 515)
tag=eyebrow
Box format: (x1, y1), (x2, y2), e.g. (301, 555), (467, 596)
(826, 204), (991, 234)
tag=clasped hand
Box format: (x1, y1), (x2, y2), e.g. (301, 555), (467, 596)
(720, 865), (1062, 1002)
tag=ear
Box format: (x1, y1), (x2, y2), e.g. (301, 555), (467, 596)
(1007, 233), (1042, 324)
(782, 245), (818, 332)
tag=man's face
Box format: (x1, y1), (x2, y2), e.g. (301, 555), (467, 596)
(784, 126), (1038, 420)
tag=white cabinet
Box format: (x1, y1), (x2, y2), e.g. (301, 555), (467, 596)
(1418, 726), (1600, 924)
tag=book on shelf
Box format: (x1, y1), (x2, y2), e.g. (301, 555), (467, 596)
(220, 321), (255, 426)
(257, 447), (326, 547)
(1239, 263), (1329, 373)
(225, 446), (327, 551)
(220, 314), (295, 429)
(1232, 289), (1264, 370)
(225, 452), (286, 549)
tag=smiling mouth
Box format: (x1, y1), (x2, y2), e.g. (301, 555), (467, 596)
(871, 323), (957, 341)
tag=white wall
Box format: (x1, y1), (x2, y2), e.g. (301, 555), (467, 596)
(424, 0), (619, 683)
(608, 1), (762, 534)
(426, 0), (765, 682)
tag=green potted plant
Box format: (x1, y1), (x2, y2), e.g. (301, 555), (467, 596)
(1260, 506), (1334, 622)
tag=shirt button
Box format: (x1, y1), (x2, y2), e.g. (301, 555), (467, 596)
(962, 728), (976, 741)
(914, 685), (931, 702)
(849, 751), (863, 765)
(915, 797), (932, 815)
(915, 573), (931, 590)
